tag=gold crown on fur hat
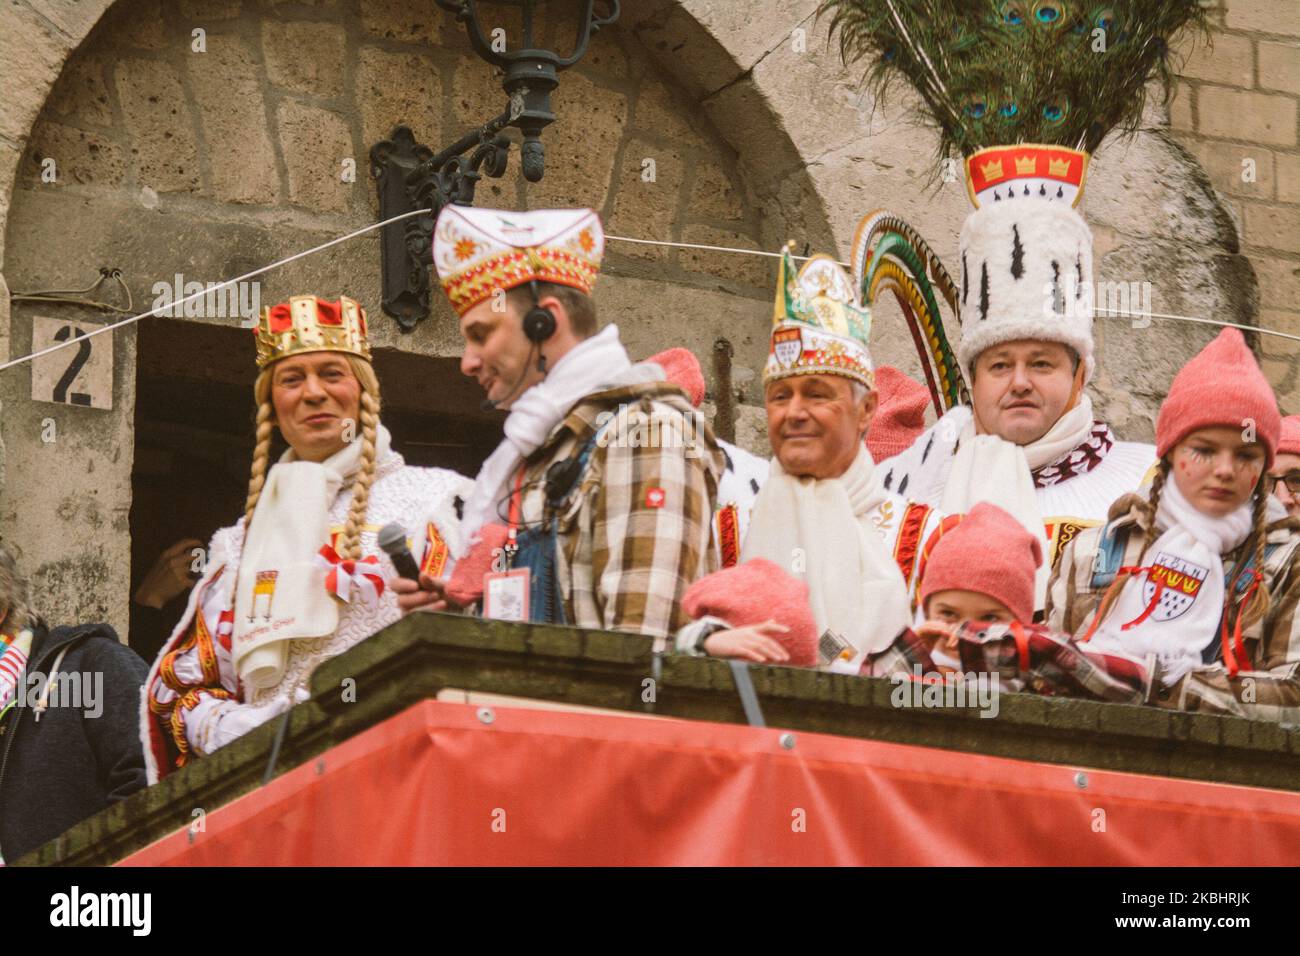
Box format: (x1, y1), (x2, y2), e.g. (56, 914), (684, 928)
(254, 295), (372, 368)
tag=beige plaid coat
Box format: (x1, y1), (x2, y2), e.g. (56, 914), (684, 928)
(508, 378), (723, 642)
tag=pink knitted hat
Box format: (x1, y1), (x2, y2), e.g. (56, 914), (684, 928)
(918, 502), (1043, 625)
(682, 559), (818, 666)
(1278, 415), (1300, 457)
(866, 365), (929, 462)
(1155, 328), (1281, 468)
(648, 347), (706, 408)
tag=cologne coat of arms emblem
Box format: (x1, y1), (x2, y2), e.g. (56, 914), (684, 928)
(772, 327), (803, 368)
(1142, 551), (1209, 622)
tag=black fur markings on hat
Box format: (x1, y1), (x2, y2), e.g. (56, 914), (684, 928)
(1075, 256), (1084, 299)
(1050, 260), (1064, 316)
(979, 262), (990, 320)
(961, 252), (968, 306)
(1011, 224), (1025, 280)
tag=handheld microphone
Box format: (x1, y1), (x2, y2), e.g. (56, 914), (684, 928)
(377, 522), (423, 583)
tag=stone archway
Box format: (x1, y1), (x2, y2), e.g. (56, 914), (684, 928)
(0, 0), (837, 633)
(0, 0), (1274, 634)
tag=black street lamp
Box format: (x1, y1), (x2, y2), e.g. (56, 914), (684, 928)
(370, 0), (620, 329)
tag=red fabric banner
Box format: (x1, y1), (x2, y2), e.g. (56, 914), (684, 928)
(121, 700), (1300, 866)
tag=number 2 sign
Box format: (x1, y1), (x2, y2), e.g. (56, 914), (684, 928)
(31, 316), (112, 410)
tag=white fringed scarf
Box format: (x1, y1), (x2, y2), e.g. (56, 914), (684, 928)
(459, 324), (637, 549)
(741, 446), (911, 670)
(1082, 476), (1255, 686)
(941, 396), (1096, 610)
(232, 425), (392, 690)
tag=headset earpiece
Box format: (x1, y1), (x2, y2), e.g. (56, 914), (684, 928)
(521, 280), (556, 344)
(523, 303), (555, 343)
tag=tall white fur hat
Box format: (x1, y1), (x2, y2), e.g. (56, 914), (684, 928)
(957, 197), (1095, 385)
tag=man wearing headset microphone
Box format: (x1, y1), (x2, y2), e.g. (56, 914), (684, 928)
(394, 206), (725, 645)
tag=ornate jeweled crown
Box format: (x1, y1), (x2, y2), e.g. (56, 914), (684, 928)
(432, 206), (605, 316)
(764, 244), (875, 388)
(254, 295), (371, 368)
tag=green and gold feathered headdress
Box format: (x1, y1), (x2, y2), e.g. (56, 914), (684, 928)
(765, 244), (876, 388)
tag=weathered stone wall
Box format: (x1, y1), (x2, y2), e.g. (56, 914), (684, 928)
(0, 0), (789, 632)
(0, 0), (1294, 634)
(621, 1), (1288, 441)
(1170, 0), (1300, 410)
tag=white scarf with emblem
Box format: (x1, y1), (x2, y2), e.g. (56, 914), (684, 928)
(1081, 475), (1254, 686)
(233, 425), (392, 690)
(741, 445), (910, 671)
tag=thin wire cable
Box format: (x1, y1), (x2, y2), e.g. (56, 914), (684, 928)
(11, 268), (135, 314)
(6, 213), (1298, 370)
(1093, 309), (1300, 343)
(606, 234), (1300, 344)
(606, 233), (814, 261)
(0, 208), (431, 372)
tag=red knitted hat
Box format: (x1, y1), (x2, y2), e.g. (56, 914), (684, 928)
(1155, 328), (1281, 468)
(1278, 415), (1300, 457)
(647, 347), (706, 408)
(682, 559), (818, 666)
(866, 365), (929, 462)
(918, 502), (1042, 625)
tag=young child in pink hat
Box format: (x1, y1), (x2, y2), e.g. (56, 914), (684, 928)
(868, 502), (1147, 702)
(1049, 329), (1300, 719)
(912, 502), (1039, 672)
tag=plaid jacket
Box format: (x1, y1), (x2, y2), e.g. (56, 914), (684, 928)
(512, 379), (723, 642)
(1047, 492), (1300, 720)
(869, 622), (1148, 704)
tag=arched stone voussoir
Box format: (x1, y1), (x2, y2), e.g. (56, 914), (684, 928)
(0, 0), (117, 268)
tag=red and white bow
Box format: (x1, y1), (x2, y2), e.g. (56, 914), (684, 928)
(315, 545), (386, 605)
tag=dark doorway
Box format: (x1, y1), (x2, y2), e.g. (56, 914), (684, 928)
(128, 318), (501, 661)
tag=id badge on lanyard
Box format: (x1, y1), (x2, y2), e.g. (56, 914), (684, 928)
(482, 465), (531, 622)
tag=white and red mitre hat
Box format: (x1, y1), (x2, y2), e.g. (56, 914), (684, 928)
(432, 205), (605, 316)
(956, 144), (1095, 384)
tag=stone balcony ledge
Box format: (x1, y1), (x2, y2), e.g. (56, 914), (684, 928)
(22, 612), (1300, 865)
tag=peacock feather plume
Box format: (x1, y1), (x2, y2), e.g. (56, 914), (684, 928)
(820, 0), (1208, 161)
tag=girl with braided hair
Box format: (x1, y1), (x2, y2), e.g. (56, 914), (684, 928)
(1048, 329), (1300, 720)
(141, 296), (472, 782)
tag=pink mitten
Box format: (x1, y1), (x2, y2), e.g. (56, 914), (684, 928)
(445, 524), (511, 607)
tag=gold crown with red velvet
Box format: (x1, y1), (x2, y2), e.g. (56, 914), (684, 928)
(254, 295), (371, 368)
(432, 206), (604, 316)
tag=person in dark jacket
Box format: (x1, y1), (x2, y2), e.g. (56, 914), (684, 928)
(0, 547), (148, 863)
